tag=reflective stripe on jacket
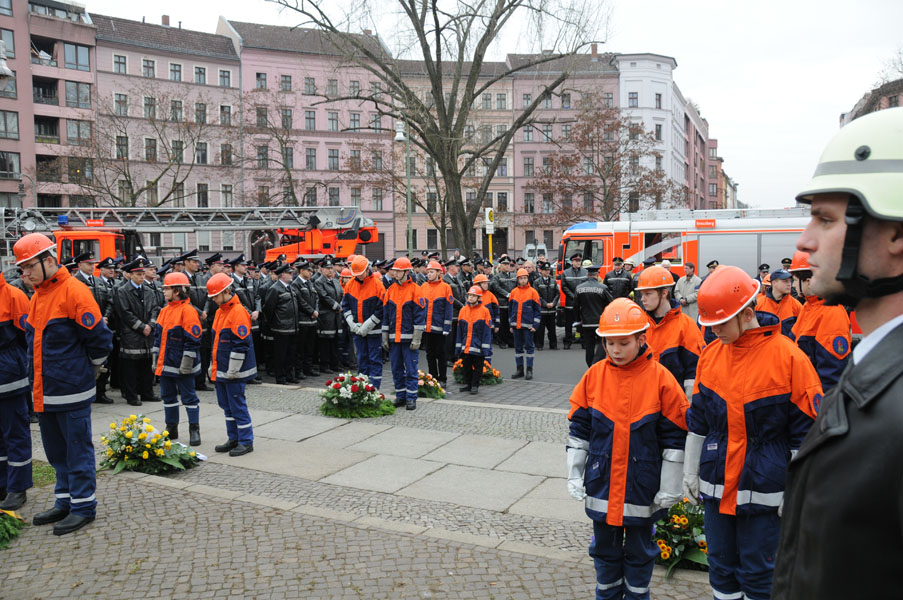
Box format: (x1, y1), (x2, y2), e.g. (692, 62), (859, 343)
(508, 285), (541, 329)
(420, 280), (454, 334)
(689, 312), (821, 516)
(455, 304), (493, 356)
(568, 350), (689, 527)
(789, 296), (851, 392)
(0, 274), (30, 398)
(211, 295), (256, 383)
(382, 278), (426, 342)
(24, 267), (113, 412)
(756, 290), (803, 338)
(153, 299), (202, 377)
(341, 274), (385, 334)
(645, 302), (703, 385)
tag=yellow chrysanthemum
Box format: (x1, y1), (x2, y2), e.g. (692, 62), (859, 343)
(125, 445), (132, 453)
(162, 430), (169, 437)
(124, 431), (133, 439)
(110, 423), (116, 430)
(125, 454), (130, 460)
(138, 432), (147, 440)
(142, 417), (151, 424)
(152, 435), (160, 444)
(164, 441), (172, 450)
(106, 449), (114, 457)
(119, 426), (126, 432)
(129, 414), (137, 421)
(155, 449), (165, 457)
(146, 425), (154, 432)
(142, 451), (149, 459)
(145, 443), (151, 448)
(189, 451), (196, 457)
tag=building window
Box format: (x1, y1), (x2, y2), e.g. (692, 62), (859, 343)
(656, 156), (662, 171)
(497, 192), (508, 212)
(115, 136), (129, 159)
(220, 143), (232, 166)
(255, 72), (267, 89)
(256, 106), (268, 128)
(709, 147), (718, 158)
(305, 110), (316, 130)
(628, 92), (638, 107)
(196, 183), (208, 208)
(708, 165), (717, 179)
(372, 188), (383, 211)
(583, 192), (594, 211)
(655, 93), (662, 109)
(542, 123), (552, 141)
(303, 187), (317, 206)
(114, 93), (128, 116)
(280, 108), (292, 130)
(0, 29), (13, 58)
(890, 95), (900, 108)
(496, 93), (506, 110)
(0, 72), (15, 99)
(113, 54), (126, 74)
(282, 144), (293, 168)
(220, 105), (231, 126)
(65, 81), (91, 108)
(427, 228), (437, 249)
(0, 151), (19, 178)
(350, 112), (360, 131)
(222, 231), (234, 251)
(64, 43), (90, 71)
(350, 80), (360, 96)
(143, 97), (156, 119)
(171, 140), (183, 163)
(349, 149), (361, 170)
(544, 230), (554, 249)
(194, 67), (206, 84)
(195, 142), (207, 165)
(523, 126), (533, 142)
(543, 93), (552, 109)
(561, 93), (571, 109)
(655, 124), (662, 141)
(172, 182), (185, 207)
(0, 0), (11, 16)
(351, 187), (361, 206)
(522, 93), (531, 108)
(542, 193), (553, 213)
(709, 183), (718, 197)
(304, 77), (316, 94)
(497, 158), (507, 176)
(305, 147), (316, 170)
(280, 185), (295, 205)
(0, 110), (17, 139)
(328, 187), (339, 206)
(628, 192), (639, 212)
(327, 79), (338, 97)
(370, 113), (382, 131)
(257, 186), (269, 206)
(219, 70), (231, 88)
(221, 184), (233, 207)
(406, 156), (416, 176)
(170, 100), (182, 122)
(562, 123), (572, 140)
(328, 111), (338, 131)
(523, 156), (534, 176)
(142, 59), (155, 78)
(482, 93), (491, 110)
(280, 75), (291, 91)
(372, 150), (383, 171)
(256, 146), (268, 169)
(144, 138), (156, 161)
(524, 192), (534, 213)
(170, 63), (182, 82)
(524, 230), (535, 245)
(328, 149), (339, 170)
(195, 103), (206, 124)
(603, 92), (614, 108)
(66, 119), (91, 145)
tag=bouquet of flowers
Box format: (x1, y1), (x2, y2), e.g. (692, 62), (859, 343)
(452, 359), (504, 385)
(654, 499), (708, 577)
(320, 372), (395, 418)
(99, 414), (200, 475)
(417, 370), (446, 399)
(0, 509), (25, 550)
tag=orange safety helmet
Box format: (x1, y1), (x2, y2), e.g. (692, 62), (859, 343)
(426, 260), (443, 270)
(634, 265), (675, 291)
(350, 255), (370, 277)
(393, 257), (413, 271)
(788, 250), (811, 272)
(340, 268), (353, 278)
(473, 273), (489, 284)
(596, 298), (649, 337)
(697, 265), (760, 326)
(162, 272), (191, 287)
(467, 285), (483, 296)
(13, 233), (56, 265)
(762, 274), (772, 286)
(516, 268), (529, 278)
(206, 272), (234, 297)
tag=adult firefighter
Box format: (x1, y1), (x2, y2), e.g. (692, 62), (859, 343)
(113, 257), (161, 407)
(560, 253), (587, 348)
(381, 258), (426, 410)
(313, 257), (344, 373)
(773, 107), (903, 599)
(533, 261), (560, 350)
(787, 250), (851, 392)
(634, 266), (703, 397)
(574, 265), (614, 367)
(684, 265), (821, 600)
(342, 256), (386, 389)
(14, 233), (113, 535)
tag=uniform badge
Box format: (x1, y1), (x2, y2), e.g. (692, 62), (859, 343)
(613, 313), (620, 322)
(707, 443), (718, 451)
(237, 324), (248, 337)
(812, 393), (823, 414)
(81, 313), (95, 328)
(833, 336), (849, 356)
(191, 325), (201, 337)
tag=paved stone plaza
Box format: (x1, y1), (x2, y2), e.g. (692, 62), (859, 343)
(3, 375), (712, 599)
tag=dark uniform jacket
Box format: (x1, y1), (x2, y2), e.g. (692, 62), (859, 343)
(443, 273), (465, 317)
(73, 270), (113, 321)
(113, 281), (160, 359)
(574, 279), (613, 327)
(9, 276), (34, 299)
(314, 275), (344, 337)
(490, 271), (517, 308)
(773, 322), (903, 600)
(456, 270), (474, 293)
(263, 280), (299, 335)
(231, 274), (260, 330)
(291, 276), (319, 327)
(533, 276), (560, 315)
(603, 268), (634, 299)
(186, 271), (209, 324)
(561, 267), (588, 308)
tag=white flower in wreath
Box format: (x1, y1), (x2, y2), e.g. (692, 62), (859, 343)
(339, 386), (353, 399)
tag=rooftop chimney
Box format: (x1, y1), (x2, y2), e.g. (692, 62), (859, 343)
(162, 15), (170, 26)
(591, 43), (598, 61)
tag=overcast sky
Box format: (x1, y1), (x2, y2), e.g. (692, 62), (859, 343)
(86, 0), (903, 209)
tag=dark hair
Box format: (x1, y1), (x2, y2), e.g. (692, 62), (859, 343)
(170, 285), (189, 300)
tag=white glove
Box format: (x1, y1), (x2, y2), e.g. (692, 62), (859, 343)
(411, 329), (423, 351)
(382, 331), (390, 352)
(151, 349), (159, 367)
(93, 363), (107, 380)
(683, 378), (695, 400)
(226, 353), (244, 379)
(682, 433), (705, 506)
(179, 354), (195, 375)
(654, 448), (685, 509)
(359, 317), (375, 337)
(345, 315), (358, 336)
(566, 446), (588, 501)
(207, 364), (213, 381)
(778, 449), (798, 517)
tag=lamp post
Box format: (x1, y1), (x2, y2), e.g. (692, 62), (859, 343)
(394, 120), (412, 257)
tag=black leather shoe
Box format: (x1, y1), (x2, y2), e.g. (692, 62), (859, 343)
(0, 490), (26, 510)
(248, 378), (262, 385)
(406, 400), (417, 411)
(393, 398), (406, 408)
(470, 388), (479, 396)
(525, 368), (533, 381)
(188, 424), (201, 447)
(459, 386), (472, 393)
(142, 396), (161, 403)
(287, 377), (300, 384)
(276, 379), (288, 385)
(33, 506), (68, 526)
(229, 443), (253, 457)
(53, 513), (95, 536)
(196, 383), (211, 392)
(166, 423), (179, 440)
(215, 440), (238, 453)
(94, 395), (114, 404)
(126, 399), (142, 406)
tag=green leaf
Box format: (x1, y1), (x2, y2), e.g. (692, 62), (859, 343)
(112, 460), (127, 475)
(665, 558), (682, 578)
(158, 456), (186, 470)
(683, 548), (709, 566)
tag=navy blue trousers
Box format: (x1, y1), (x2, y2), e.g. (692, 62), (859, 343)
(0, 392), (33, 494)
(353, 335), (383, 390)
(39, 405), (96, 517)
(512, 328), (535, 368)
(389, 342), (419, 404)
(215, 380), (253, 445)
(589, 519), (657, 600)
(160, 375), (199, 425)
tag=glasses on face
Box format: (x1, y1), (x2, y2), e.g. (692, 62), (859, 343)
(19, 258), (45, 272)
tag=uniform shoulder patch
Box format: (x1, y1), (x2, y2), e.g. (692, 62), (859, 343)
(417, 297), (427, 308)
(81, 312), (95, 328)
(191, 324), (201, 337)
(832, 336), (849, 356)
(812, 392), (823, 415)
(237, 324), (248, 337)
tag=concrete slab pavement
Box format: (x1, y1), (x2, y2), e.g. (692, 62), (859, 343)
(398, 463), (545, 512)
(321, 454), (445, 493)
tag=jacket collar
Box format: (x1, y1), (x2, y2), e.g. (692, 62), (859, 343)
(608, 347), (654, 371)
(34, 265), (70, 294)
(732, 312), (781, 348)
(842, 320), (903, 409)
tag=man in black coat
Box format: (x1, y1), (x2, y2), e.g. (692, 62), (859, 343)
(314, 257), (344, 373)
(574, 265), (613, 367)
(602, 257), (633, 299)
(560, 253), (587, 349)
(112, 257), (161, 406)
(263, 264), (300, 384)
(291, 259), (319, 377)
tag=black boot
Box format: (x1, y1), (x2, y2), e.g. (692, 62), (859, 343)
(525, 368), (533, 381)
(406, 399), (417, 411)
(0, 490), (26, 510)
(215, 439), (238, 453)
(166, 423), (179, 440)
(511, 367), (525, 379)
(189, 424), (201, 447)
(393, 398), (406, 408)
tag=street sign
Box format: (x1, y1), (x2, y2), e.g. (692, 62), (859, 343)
(484, 207), (494, 234)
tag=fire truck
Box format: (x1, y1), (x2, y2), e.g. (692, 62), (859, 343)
(0, 205), (378, 271)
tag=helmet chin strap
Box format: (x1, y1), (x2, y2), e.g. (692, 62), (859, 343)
(826, 198), (903, 307)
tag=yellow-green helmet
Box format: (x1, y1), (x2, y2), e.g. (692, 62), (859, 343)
(797, 107), (903, 221)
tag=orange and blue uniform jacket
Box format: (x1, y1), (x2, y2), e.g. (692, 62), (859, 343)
(420, 279), (454, 335)
(482, 289), (500, 328)
(211, 295), (256, 383)
(382, 278), (426, 342)
(789, 296), (851, 392)
(342, 274), (386, 337)
(645, 300), (703, 386)
(568, 349), (689, 526)
(0, 274), (30, 399)
(455, 303), (493, 357)
(689, 312), (821, 516)
(755, 290), (802, 338)
(508, 284), (541, 330)
(152, 298), (202, 377)
(23, 267), (113, 412)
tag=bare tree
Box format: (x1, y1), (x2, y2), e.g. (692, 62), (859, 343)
(876, 46), (903, 85)
(268, 0), (608, 256)
(529, 92), (686, 224)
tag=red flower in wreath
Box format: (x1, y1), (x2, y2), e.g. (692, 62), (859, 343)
(332, 383), (341, 390)
(351, 384), (359, 392)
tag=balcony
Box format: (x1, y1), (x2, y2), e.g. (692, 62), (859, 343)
(33, 91), (58, 105)
(33, 76), (59, 106)
(31, 54), (57, 68)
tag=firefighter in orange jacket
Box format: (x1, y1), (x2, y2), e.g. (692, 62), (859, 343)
(15, 233), (113, 535)
(684, 266), (821, 600)
(207, 273), (256, 457)
(634, 266), (703, 397)
(0, 273), (32, 511)
(567, 298), (689, 600)
(508, 268), (541, 380)
(787, 250), (851, 392)
(455, 286), (493, 395)
(420, 260), (454, 386)
(153, 272), (203, 446)
(342, 256), (386, 389)
(755, 268), (802, 338)
(381, 258), (426, 411)
(472, 273), (499, 364)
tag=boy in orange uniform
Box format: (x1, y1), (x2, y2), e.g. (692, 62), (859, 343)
(567, 298), (689, 600)
(472, 273), (499, 364)
(755, 268), (802, 338)
(684, 266), (821, 600)
(508, 268), (541, 380)
(381, 258), (426, 410)
(153, 272), (203, 446)
(634, 265), (703, 397)
(420, 261), (454, 386)
(455, 286), (493, 395)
